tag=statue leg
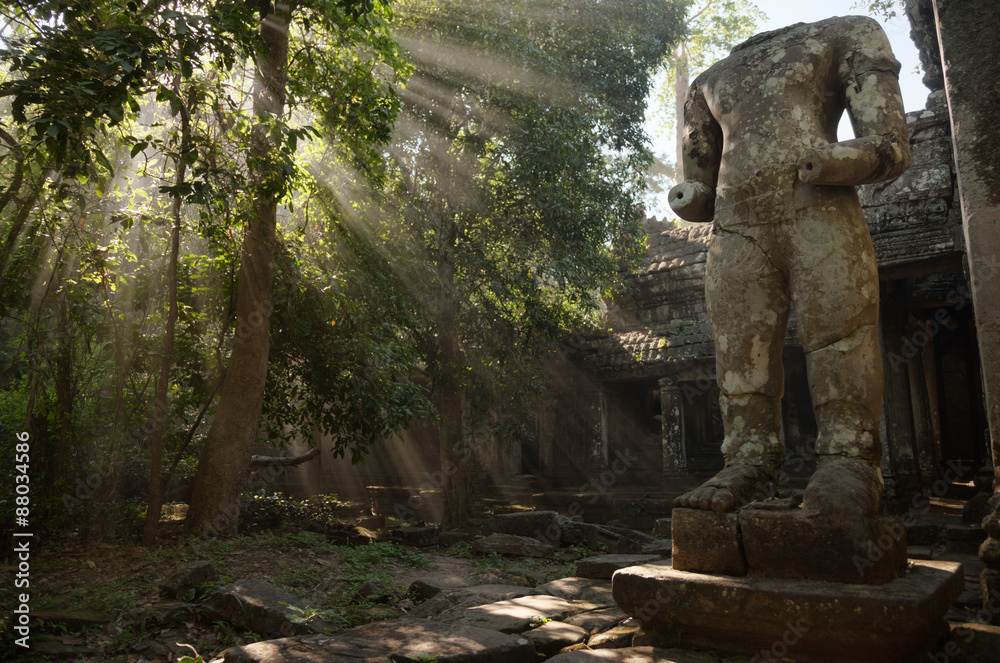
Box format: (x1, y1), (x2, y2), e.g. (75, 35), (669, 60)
(674, 225), (788, 512)
(789, 192), (884, 518)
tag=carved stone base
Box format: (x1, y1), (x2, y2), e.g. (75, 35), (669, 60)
(670, 509), (746, 577)
(612, 560), (964, 663)
(671, 506), (908, 584)
(740, 508), (907, 584)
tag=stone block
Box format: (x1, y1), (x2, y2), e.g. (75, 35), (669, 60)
(408, 574), (470, 600)
(545, 646), (719, 662)
(587, 622), (639, 649)
(640, 540), (672, 558)
(906, 522), (941, 545)
(612, 560), (964, 662)
(739, 508), (907, 585)
(575, 555), (663, 580)
(563, 606), (628, 635)
(947, 524), (988, 544)
(538, 577), (615, 606)
(670, 508), (746, 577)
(390, 525), (440, 548)
(158, 560), (217, 599)
(473, 533), (556, 558)
(652, 518), (671, 538)
(201, 579), (317, 636)
(483, 510), (561, 546)
(408, 585), (537, 619)
(935, 622), (1000, 662)
(221, 618), (536, 663)
(523, 620), (588, 656)
(455, 595), (599, 634)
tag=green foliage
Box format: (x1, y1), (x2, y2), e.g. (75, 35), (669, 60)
(852, 0), (904, 20)
(650, 0), (765, 173)
(237, 491), (354, 533)
(385, 0), (687, 457)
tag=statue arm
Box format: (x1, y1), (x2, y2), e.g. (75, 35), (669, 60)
(798, 18), (912, 186)
(669, 78), (723, 222)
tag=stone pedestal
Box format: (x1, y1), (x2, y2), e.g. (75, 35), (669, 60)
(612, 560), (964, 662)
(670, 509), (746, 577)
(671, 506), (908, 585)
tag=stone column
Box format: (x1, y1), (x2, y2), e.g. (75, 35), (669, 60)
(879, 297), (920, 494)
(932, 0), (1000, 623)
(659, 376), (687, 476)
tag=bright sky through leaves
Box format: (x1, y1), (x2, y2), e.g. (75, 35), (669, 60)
(645, 0), (924, 218)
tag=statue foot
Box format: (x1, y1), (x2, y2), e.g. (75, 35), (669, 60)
(673, 461), (775, 513)
(802, 455), (882, 519)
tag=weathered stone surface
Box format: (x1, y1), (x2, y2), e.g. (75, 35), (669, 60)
(538, 577), (615, 606)
(546, 647), (719, 662)
(390, 525), (440, 548)
(669, 509), (746, 577)
(587, 622), (639, 649)
(652, 518), (671, 538)
(613, 560), (964, 662)
(221, 618), (536, 663)
(558, 515), (598, 547)
(947, 524), (988, 544)
(408, 574), (470, 600)
(454, 595), (600, 634)
(483, 511), (561, 546)
(409, 585), (538, 620)
(983, 569), (1000, 626)
(472, 533), (555, 558)
(354, 578), (394, 603)
(739, 509), (908, 584)
(158, 560), (217, 599)
(575, 555), (662, 580)
(640, 540), (672, 557)
(935, 0), (1000, 616)
(564, 606), (628, 635)
(523, 620), (588, 656)
(935, 621), (1000, 663)
(906, 522), (941, 546)
(201, 579), (317, 636)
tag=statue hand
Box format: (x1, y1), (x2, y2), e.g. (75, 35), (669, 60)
(668, 180), (715, 223)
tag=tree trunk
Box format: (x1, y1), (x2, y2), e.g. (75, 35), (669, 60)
(437, 258), (472, 526)
(51, 257), (75, 500)
(142, 88), (189, 546)
(674, 45), (689, 176)
(185, 7), (288, 537)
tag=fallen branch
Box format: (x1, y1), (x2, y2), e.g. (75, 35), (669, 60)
(250, 447), (320, 467)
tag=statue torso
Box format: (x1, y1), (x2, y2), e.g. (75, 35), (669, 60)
(698, 18), (853, 187)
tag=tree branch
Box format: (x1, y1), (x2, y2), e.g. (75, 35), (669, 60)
(250, 447), (320, 467)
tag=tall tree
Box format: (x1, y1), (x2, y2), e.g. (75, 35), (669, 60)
(183, 1), (411, 537)
(389, 0), (687, 524)
(1, 0), (413, 538)
(651, 0), (763, 175)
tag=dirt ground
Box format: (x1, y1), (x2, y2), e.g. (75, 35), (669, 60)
(0, 521), (584, 662)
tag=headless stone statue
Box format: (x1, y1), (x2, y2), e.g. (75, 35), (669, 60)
(669, 16), (911, 520)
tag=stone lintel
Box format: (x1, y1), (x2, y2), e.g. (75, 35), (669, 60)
(612, 560), (964, 663)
